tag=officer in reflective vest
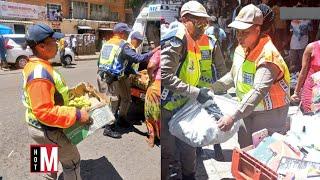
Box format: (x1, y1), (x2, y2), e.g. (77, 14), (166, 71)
(125, 31), (144, 75)
(22, 23), (91, 180)
(213, 4), (290, 148)
(97, 23), (159, 138)
(161, 1), (224, 179)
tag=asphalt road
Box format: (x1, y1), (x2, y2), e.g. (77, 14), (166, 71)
(0, 61), (160, 180)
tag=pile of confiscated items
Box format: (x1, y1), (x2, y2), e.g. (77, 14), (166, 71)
(129, 70), (150, 100)
(64, 82), (115, 144)
(129, 70), (150, 91)
(169, 95), (241, 147)
(232, 107), (320, 179)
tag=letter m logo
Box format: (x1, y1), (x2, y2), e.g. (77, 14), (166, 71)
(40, 145), (58, 172)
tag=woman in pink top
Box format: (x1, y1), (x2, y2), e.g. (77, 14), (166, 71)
(291, 40), (320, 113)
(144, 49), (161, 147)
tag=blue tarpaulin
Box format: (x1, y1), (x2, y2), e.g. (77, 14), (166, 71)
(0, 24), (13, 35)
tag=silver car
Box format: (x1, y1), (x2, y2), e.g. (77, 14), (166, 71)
(3, 34), (74, 69)
(3, 34), (32, 69)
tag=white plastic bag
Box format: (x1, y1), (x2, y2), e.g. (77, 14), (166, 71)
(168, 95), (240, 147)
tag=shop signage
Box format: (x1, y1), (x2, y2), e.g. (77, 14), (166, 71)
(0, 1), (46, 20)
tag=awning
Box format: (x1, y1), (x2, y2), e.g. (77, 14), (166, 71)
(78, 25), (92, 30)
(98, 28), (113, 31)
(0, 24), (13, 34)
(0, 19), (34, 24)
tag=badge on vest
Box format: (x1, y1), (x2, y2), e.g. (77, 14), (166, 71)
(161, 88), (170, 100)
(101, 45), (113, 59)
(243, 72), (254, 85)
(201, 50), (211, 60)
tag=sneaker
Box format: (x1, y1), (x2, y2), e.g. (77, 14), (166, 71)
(1, 66), (9, 71)
(103, 125), (121, 138)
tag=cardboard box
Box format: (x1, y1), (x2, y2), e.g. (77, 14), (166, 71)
(64, 82), (115, 145)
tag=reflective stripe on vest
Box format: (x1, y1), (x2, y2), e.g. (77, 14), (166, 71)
(162, 31), (201, 112)
(197, 34), (216, 88)
(22, 60), (69, 127)
(235, 36), (290, 111)
(98, 39), (128, 76)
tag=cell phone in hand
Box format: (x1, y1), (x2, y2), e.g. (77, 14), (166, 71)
(252, 128), (268, 148)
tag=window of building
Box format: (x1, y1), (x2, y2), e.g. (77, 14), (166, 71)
(47, 4), (62, 21)
(90, 4), (109, 21)
(125, 0), (131, 9)
(110, 12), (119, 21)
(14, 24), (25, 34)
(72, 1), (88, 19)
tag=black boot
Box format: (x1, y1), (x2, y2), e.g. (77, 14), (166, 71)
(103, 125), (121, 138)
(117, 117), (131, 128)
(214, 144), (225, 161)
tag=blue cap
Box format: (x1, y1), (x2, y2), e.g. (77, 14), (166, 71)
(113, 23), (132, 33)
(26, 23), (64, 43)
(131, 31), (143, 41)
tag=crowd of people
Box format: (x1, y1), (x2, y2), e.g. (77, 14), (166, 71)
(160, 0), (320, 179)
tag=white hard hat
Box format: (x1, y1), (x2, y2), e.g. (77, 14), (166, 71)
(180, 1), (210, 18)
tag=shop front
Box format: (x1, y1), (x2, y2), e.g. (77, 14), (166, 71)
(0, 1), (46, 34)
(97, 22), (116, 50)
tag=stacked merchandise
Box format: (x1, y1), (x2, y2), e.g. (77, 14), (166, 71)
(129, 70), (150, 91)
(129, 70), (150, 100)
(232, 112), (320, 179)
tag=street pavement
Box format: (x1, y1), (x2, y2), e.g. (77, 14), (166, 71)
(196, 134), (239, 180)
(0, 60), (239, 180)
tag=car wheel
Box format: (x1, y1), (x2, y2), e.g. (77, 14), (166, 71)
(63, 55), (72, 65)
(16, 56), (28, 69)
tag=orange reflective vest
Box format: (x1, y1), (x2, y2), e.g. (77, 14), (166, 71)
(234, 35), (290, 111)
(22, 58), (77, 128)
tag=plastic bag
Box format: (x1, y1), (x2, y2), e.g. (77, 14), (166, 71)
(168, 95), (240, 147)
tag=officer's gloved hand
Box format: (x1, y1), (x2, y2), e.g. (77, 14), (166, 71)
(196, 88), (213, 104)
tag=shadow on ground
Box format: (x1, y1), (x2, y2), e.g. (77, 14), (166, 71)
(58, 156), (123, 180)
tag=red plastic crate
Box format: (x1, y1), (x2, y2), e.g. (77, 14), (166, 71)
(131, 87), (146, 100)
(231, 146), (278, 180)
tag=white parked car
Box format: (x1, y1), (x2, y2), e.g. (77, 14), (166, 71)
(3, 34), (32, 69)
(50, 45), (75, 66)
(3, 34), (74, 69)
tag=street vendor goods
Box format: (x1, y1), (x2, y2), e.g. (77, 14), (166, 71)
(68, 96), (91, 108)
(64, 82), (115, 144)
(129, 70), (150, 90)
(169, 95), (240, 147)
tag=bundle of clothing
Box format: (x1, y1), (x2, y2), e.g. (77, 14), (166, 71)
(169, 95), (240, 147)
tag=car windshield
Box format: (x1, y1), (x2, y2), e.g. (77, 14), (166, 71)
(10, 37), (26, 46)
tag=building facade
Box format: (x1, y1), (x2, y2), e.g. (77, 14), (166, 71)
(0, 0), (134, 52)
(5, 0), (130, 22)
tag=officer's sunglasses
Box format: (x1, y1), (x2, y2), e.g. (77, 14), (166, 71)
(189, 18), (208, 30)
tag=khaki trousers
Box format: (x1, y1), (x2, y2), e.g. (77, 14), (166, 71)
(238, 105), (289, 148)
(28, 125), (81, 180)
(97, 75), (131, 120)
(161, 108), (196, 179)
